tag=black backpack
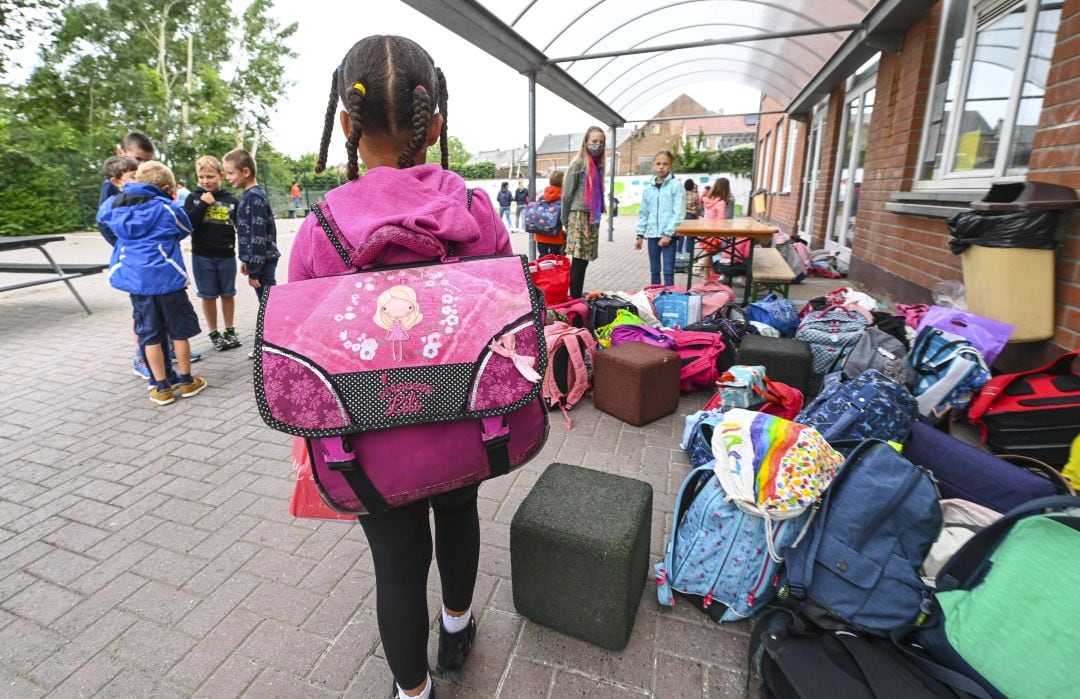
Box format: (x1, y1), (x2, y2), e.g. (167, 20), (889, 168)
(749, 609), (983, 699)
(586, 296), (637, 334)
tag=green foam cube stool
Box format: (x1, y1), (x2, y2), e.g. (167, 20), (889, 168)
(510, 463), (653, 650)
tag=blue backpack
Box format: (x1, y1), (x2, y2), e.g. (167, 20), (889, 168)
(679, 410), (726, 467)
(655, 464), (807, 622)
(523, 201), (560, 235)
(796, 369), (918, 454)
(745, 292), (800, 337)
(782, 440), (942, 636)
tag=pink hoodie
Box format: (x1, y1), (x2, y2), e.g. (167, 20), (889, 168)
(289, 164), (512, 282)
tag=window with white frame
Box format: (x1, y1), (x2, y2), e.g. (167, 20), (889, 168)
(760, 132), (773, 190)
(772, 119), (785, 192)
(782, 120), (798, 193)
(918, 0), (1062, 185)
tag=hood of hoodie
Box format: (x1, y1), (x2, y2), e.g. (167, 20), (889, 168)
(101, 182), (188, 242)
(542, 185), (562, 203)
(322, 164), (482, 251)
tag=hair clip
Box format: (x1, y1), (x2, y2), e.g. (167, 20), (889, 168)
(353, 83), (366, 96)
(415, 85), (427, 94)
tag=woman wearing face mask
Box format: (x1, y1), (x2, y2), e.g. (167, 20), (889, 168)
(560, 127), (606, 299)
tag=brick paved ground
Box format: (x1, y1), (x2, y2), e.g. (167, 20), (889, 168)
(0, 215), (856, 697)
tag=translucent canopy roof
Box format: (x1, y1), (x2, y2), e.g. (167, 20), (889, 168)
(508, 0), (872, 113)
(403, 0), (922, 123)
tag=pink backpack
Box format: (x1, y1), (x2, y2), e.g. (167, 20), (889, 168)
(546, 298), (589, 330)
(254, 207), (548, 514)
(665, 330), (727, 392)
(542, 322), (596, 429)
(689, 277), (735, 317)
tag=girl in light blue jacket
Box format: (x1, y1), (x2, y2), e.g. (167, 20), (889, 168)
(635, 150), (684, 286)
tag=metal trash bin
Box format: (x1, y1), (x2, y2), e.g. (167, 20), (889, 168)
(948, 182), (1078, 342)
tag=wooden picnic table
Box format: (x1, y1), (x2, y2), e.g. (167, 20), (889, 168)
(675, 217), (779, 305)
(0, 235), (108, 315)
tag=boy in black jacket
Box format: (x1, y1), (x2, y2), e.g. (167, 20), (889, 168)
(184, 155), (242, 351)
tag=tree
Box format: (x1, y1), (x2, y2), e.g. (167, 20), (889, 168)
(229, 0), (297, 154)
(425, 135), (471, 171)
(715, 146), (755, 177)
(0, 0), (299, 234)
(457, 162), (495, 179)
(672, 134), (711, 173)
(0, 0), (59, 77)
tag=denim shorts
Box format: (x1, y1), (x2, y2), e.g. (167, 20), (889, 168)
(192, 254), (237, 299)
(130, 289), (201, 345)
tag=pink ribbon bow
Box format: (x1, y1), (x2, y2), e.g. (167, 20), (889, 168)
(489, 335), (541, 383)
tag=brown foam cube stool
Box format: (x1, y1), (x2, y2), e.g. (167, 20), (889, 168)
(510, 463), (653, 650)
(592, 342), (681, 425)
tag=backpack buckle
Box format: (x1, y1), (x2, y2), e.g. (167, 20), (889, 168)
(320, 437), (358, 472)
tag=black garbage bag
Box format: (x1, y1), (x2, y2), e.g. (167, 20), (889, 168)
(947, 210), (1061, 254)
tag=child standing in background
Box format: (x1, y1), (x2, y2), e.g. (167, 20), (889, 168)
(185, 155), (242, 351)
(97, 161), (207, 405)
(224, 148), (280, 305)
(534, 170), (565, 256)
(634, 151), (683, 287)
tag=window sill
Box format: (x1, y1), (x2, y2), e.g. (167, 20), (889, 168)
(886, 190), (978, 219)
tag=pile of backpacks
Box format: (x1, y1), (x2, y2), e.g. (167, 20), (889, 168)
(535, 273), (1080, 697)
(662, 378), (1078, 698)
(539, 277), (1079, 470)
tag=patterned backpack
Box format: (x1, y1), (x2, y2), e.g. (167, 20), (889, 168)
(542, 321), (596, 429)
(522, 201), (560, 235)
(255, 210), (548, 515)
(795, 305), (871, 395)
(796, 369), (919, 454)
(680, 409), (726, 467)
(656, 410), (844, 622)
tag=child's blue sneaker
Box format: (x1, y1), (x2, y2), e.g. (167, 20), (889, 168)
(132, 357), (152, 379)
(166, 342), (201, 363)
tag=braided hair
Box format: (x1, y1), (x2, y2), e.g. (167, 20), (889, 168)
(314, 35), (448, 180)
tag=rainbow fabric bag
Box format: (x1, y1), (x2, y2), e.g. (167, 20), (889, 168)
(712, 408), (845, 559)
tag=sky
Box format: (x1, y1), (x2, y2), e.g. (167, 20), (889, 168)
(9, 0), (762, 160)
(262, 1), (762, 158)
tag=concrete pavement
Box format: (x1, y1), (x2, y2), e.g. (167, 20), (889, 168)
(0, 214), (851, 697)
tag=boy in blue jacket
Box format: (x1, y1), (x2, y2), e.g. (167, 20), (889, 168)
(634, 151), (684, 286)
(98, 161), (208, 406)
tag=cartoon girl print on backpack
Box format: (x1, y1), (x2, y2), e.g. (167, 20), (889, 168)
(374, 285), (423, 362)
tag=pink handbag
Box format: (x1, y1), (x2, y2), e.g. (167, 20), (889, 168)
(255, 209), (548, 515)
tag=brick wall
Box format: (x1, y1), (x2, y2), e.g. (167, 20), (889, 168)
(1028, 0), (1080, 350)
(753, 97), (806, 235)
(843, 0), (1078, 355)
(850, 7), (952, 292)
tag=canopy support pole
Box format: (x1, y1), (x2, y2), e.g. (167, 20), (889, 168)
(528, 71), (537, 261)
(608, 125), (617, 243)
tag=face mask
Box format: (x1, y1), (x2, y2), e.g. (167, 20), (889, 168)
(586, 143), (603, 157)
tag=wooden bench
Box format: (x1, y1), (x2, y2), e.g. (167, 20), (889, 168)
(750, 246), (797, 300)
(0, 235), (107, 315)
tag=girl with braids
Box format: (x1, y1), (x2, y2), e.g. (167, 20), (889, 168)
(288, 35), (511, 699)
(559, 127), (607, 298)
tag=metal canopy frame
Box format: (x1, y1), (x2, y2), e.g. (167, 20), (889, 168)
(401, 0), (934, 252)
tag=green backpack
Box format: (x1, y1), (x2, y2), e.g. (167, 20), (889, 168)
(916, 496), (1080, 699)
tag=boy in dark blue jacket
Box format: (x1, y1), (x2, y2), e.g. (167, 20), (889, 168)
(223, 148), (279, 302)
(98, 161), (208, 406)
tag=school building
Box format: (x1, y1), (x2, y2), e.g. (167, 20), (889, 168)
(751, 0), (1079, 359)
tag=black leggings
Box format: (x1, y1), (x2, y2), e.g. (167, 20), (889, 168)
(359, 484), (480, 689)
(569, 257), (589, 300)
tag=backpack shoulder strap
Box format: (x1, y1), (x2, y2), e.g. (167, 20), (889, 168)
(543, 327), (594, 429)
(312, 202), (354, 268)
